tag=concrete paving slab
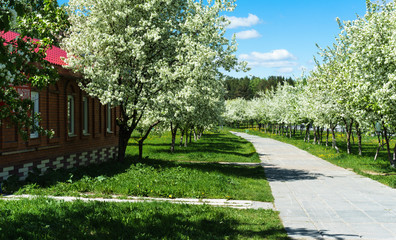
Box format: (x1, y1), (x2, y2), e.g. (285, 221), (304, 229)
(232, 131), (396, 240)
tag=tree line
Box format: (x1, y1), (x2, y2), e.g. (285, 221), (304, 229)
(224, 75), (294, 100)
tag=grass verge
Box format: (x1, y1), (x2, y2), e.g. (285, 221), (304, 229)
(231, 128), (396, 188)
(0, 198), (288, 240)
(3, 131), (273, 202)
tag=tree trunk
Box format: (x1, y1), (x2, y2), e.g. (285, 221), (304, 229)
(313, 126), (317, 144)
(117, 122), (135, 162)
(374, 132), (383, 161)
(382, 124), (395, 167)
(138, 120), (161, 160)
(170, 122), (178, 153)
(189, 127), (192, 144)
(319, 127), (323, 145)
(193, 128), (197, 141)
(331, 126), (339, 153)
(351, 127), (355, 145)
(197, 127), (204, 140)
(355, 123), (362, 156)
(180, 129), (184, 147)
(304, 124), (310, 142)
(184, 128), (188, 147)
(393, 143), (396, 167)
(138, 140), (143, 160)
(326, 128), (329, 147)
(343, 118), (353, 154)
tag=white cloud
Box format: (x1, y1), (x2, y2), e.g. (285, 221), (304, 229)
(226, 14), (260, 29)
(246, 61), (298, 68)
(239, 49), (297, 62)
(277, 67), (294, 73)
(239, 49), (298, 68)
(235, 29), (261, 39)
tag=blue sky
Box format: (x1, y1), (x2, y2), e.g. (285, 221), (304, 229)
(224, 0), (370, 79)
(58, 0), (369, 79)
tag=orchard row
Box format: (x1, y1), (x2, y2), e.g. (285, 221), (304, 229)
(224, 1), (396, 167)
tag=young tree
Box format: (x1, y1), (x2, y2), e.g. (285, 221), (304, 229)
(223, 98), (247, 127)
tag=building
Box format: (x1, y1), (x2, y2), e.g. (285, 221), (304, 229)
(0, 31), (119, 181)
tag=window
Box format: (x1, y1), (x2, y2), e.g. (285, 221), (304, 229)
(107, 104), (112, 133)
(82, 97), (89, 134)
(30, 91), (39, 138)
(67, 95), (75, 136)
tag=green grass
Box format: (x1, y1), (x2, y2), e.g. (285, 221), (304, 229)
(0, 198), (289, 240)
(0, 131), (288, 239)
(232, 127), (396, 188)
(3, 131), (273, 202)
(129, 131), (261, 163)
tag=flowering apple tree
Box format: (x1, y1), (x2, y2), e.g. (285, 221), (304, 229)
(63, 0), (241, 161)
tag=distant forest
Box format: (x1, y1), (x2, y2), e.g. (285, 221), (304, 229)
(224, 75), (295, 100)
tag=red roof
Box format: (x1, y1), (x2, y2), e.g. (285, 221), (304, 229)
(1, 31), (67, 66)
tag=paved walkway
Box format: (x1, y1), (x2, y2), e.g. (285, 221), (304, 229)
(1, 194), (275, 210)
(232, 131), (396, 240)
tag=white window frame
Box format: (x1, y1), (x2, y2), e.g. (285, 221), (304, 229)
(30, 91), (39, 139)
(107, 104), (112, 133)
(82, 97), (89, 135)
(67, 95), (75, 136)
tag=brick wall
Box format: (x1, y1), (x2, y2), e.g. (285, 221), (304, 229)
(0, 146), (118, 181)
(0, 69), (120, 181)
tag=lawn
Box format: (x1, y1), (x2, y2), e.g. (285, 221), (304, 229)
(3, 131), (272, 202)
(0, 198), (288, 240)
(128, 130), (261, 163)
(232, 127), (396, 188)
(0, 131), (289, 240)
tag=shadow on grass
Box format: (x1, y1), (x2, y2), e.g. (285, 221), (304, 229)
(0, 200), (289, 240)
(129, 156), (268, 180)
(131, 133), (253, 155)
(151, 147), (258, 158)
(3, 153), (266, 194)
(140, 140), (257, 158)
(3, 158), (133, 194)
